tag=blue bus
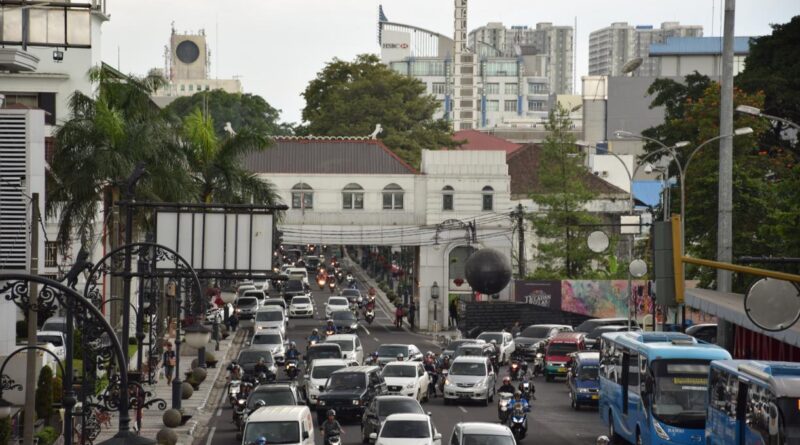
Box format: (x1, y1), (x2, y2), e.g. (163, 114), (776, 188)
(598, 331), (732, 445)
(706, 360), (800, 445)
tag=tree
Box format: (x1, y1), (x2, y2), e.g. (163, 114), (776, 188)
(530, 104), (601, 279)
(299, 54), (460, 166)
(180, 109), (280, 205)
(164, 90), (294, 138)
(35, 366), (54, 422)
(47, 66), (196, 248)
(640, 75), (790, 286)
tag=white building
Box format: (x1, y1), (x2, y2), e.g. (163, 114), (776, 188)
(243, 137), (513, 330)
(589, 22), (703, 77)
(649, 36), (752, 77)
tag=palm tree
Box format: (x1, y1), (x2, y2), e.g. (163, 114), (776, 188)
(180, 109), (280, 205)
(47, 66), (196, 248)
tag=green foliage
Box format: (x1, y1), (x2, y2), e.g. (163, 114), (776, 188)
(34, 426), (58, 445)
(35, 366), (54, 421)
(165, 90), (294, 137)
(641, 75), (788, 287)
(299, 54), (460, 167)
(0, 417), (11, 445)
(530, 103), (601, 279)
(52, 375), (63, 402)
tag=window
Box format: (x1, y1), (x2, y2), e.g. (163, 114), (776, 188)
(442, 185), (454, 211)
(528, 82), (547, 93)
(382, 184), (404, 210)
(504, 100), (517, 112)
(485, 100), (499, 112)
(504, 83), (518, 94)
(1, 92), (57, 125)
(484, 83), (499, 95)
(45, 242), (58, 268)
(528, 100), (544, 111)
(410, 60), (446, 76)
(188, 84), (194, 91)
(483, 61), (517, 76)
(291, 183), (313, 210)
(342, 183), (364, 210)
(180, 84), (185, 91)
(432, 82), (447, 95)
(482, 186), (494, 211)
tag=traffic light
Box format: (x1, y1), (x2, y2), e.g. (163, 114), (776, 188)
(652, 216), (684, 306)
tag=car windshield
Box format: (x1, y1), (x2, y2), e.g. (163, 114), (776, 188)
(333, 312), (355, 322)
(328, 298), (348, 306)
(341, 289), (360, 297)
(247, 389), (296, 409)
(378, 400), (424, 418)
(311, 365), (345, 379)
(463, 434), (515, 445)
(450, 362), (487, 376)
(308, 347), (341, 360)
(243, 291), (264, 299)
(380, 420), (430, 438)
(445, 340), (475, 353)
(252, 334), (282, 345)
(37, 335), (63, 346)
(377, 345), (408, 357)
(477, 333), (503, 344)
(382, 365), (417, 378)
(238, 351), (273, 364)
(243, 421), (300, 445)
(262, 300), (286, 309)
(238, 298), (257, 308)
(327, 373), (366, 390)
(520, 327), (552, 338)
(548, 343), (578, 356)
(326, 340), (353, 351)
(455, 346), (483, 357)
(292, 297), (311, 305)
(285, 280), (303, 291)
(256, 311), (283, 322)
(578, 365), (599, 381)
(652, 360), (710, 429)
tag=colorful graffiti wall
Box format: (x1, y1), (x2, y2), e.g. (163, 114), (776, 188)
(561, 280), (653, 319)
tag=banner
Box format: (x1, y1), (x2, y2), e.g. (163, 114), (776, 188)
(562, 280), (653, 319)
(514, 280), (562, 311)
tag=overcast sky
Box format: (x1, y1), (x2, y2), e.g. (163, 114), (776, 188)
(102, 1), (799, 126)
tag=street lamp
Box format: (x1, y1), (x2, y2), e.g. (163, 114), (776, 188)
(431, 282), (440, 333)
(736, 105), (800, 130)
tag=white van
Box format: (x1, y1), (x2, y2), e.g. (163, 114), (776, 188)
(285, 267), (309, 285)
(241, 405), (314, 445)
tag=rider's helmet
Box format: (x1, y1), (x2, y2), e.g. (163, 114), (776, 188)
(256, 437), (266, 445)
(312, 328), (319, 335)
(426, 351), (434, 357)
(514, 390), (522, 399)
(396, 353), (404, 361)
(503, 376), (511, 384)
(596, 437), (610, 445)
(290, 341), (296, 349)
(326, 319), (334, 325)
(490, 339), (497, 345)
(327, 409), (336, 418)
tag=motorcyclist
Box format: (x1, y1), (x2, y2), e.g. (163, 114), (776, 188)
(319, 409), (343, 444)
(498, 376), (516, 394)
(307, 329), (321, 345)
(518, 375), (536, 400)
(227, 360), (243, 381)
(285, 342), (300, 361)
(254, 358), (270, 376)
(324, 319), (338, 335)
(423, 354), (438, 398)
(507, 391), (530, 412)
(396, 353), (404, 362)
(437, 355), (451, 371)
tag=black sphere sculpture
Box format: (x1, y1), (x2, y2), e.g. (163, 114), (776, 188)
(464, 248), (511, 295)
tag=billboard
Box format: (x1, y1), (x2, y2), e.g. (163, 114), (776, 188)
(514, 280), (562, 311)
(562, 280), (653, 319)
(155, 211), (273, 273)
(381, 30), (411, 62)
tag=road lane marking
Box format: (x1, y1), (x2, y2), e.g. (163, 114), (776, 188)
(458, 406), (468, 413)
(216, 406), (222, 416)
(374, 337), (380, 342)
(361, 325), (371, 336)
(206, 427), (216, 445)
(216, 388), (226, 416)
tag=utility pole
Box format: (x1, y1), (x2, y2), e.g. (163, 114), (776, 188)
(716, 0), (736, 350)
(23, 193), (39, 445)
(518, 207), (525, 276)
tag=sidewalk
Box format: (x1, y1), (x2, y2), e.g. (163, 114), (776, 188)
(94, 324), (245, 445)
(342, 255), (461, 344)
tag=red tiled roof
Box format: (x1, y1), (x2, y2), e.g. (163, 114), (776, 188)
(452, 130), (522, 154)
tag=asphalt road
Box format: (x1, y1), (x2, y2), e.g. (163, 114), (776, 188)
(200, 283), (606, 445)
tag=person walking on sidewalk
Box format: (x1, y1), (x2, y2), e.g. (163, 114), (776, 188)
(163, 342), (176, 386)
(408, 300), (416, 330)
(394, 305), (403, 328)
(449, 299), (459, 328)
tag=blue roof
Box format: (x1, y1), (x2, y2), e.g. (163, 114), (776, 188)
(649, 36), (754, 56)
(632, 180), (663, 208)
(602, 331), (732, 362)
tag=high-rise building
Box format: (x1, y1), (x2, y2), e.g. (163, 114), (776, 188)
(589, 22), (703, 76)
(469, 22), (574, 94)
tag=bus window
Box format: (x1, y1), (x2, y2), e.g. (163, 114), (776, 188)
(746, 384), (772, 444)
(775, 397), (799, 444)
(709, 368), (730, 413)
(628, 353), (640, 394)
(652, 361), (710, 429)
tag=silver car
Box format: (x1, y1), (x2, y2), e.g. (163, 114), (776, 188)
(443, 356), (497, 405)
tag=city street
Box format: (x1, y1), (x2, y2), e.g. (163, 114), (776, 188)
(199, 284), (606, 445)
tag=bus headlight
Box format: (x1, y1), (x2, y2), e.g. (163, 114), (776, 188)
(653, 420), (670, 440)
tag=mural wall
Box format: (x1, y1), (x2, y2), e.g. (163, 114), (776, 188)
(516, 279), (654, 320)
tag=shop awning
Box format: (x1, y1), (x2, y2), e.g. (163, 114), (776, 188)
(685, 288), (800, 349)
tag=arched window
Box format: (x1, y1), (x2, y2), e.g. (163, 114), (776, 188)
(342, 183), (364, 210)
(442, 185), (454, 211)
(382, 183), (404, 210)
(291, 183), (313, 210)
(482, 185), (494, 211)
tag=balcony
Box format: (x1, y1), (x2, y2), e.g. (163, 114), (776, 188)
(0, 49), (39, 72)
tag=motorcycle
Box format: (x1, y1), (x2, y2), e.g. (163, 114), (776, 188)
(509, 360), (522, 381)
(490, 354), (500, 375)
(228, 379), (242, 406)
(255, 371), (275, 385)
(324, 328), (336, 338)
(532, 352), (545, 377)
(335, 270), (344, 283)
(508, 403), (528, 440)
(317, 278), (326, 290)
(519, 380), (535, 401)
(497, 392), (514, 424)
(364, 309), (375, 324)
(346, 273), (354, 284)
(285, 360), (300, 380)
(325, 434), (342, 445)
(328, 280), (336, 292)
(438, 369), (448, 394)
(232, 395), (248, 432)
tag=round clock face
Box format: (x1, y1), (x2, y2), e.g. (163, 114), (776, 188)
(176, 40), (200, 64)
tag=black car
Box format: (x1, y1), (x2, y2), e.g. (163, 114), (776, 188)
(585, 325), (640, 350)
(340, 288), (361, 304)
(575, 318), (638, 334)
(332, 310), (359, 333)
(315, 366), (386, 422)
(360, 395), (425, 443)
(236, 348), (276, 377)
(686, 323), (717, 344)
(514, 324), (573, 358)
(281, 279), (308, 302)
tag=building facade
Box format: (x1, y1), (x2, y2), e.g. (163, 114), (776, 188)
(589, 22), (703, 76)
(649, 36), (752, 77)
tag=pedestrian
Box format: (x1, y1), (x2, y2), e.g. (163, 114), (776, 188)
(228, 310), (239, 332)
(408, 300), (416, 329)
(449, 299), (458, 328)
(510, 321), (521, 337)
(394, 305), (403, 328)
(162, 342), (176, 386)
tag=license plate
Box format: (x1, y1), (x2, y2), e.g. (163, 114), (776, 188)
(591, 395), (599, 400)
(458, 393), (471, 398)
(558, 367), (566, 372)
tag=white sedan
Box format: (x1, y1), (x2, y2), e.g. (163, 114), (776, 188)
(371, 413), (442, 445)
(325, 296), (349, 319)
(288, 296), (314, 318)
(381, 361), (430, 402)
